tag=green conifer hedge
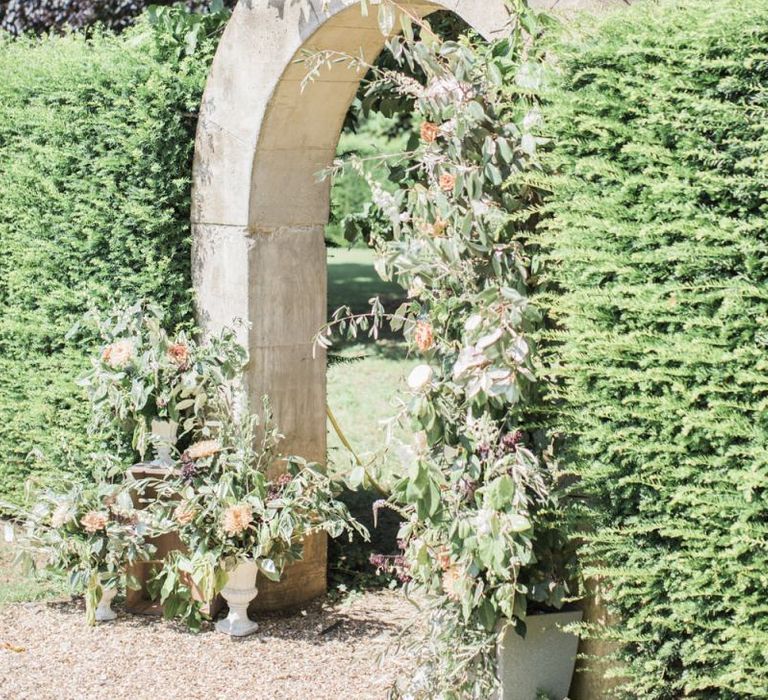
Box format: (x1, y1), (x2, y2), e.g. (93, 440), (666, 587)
(540, 1), (768, 696)
(0, 10), (225, 505)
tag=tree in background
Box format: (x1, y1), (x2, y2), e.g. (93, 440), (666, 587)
(0, 0), (234, 35)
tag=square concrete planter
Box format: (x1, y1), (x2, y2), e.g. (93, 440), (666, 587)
(497, 610), (582, 700)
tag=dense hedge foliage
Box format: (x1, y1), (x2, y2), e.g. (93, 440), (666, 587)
(540, 1), (768, 696)
(0, 10), (227, 506)
(0, 0), (232, 36)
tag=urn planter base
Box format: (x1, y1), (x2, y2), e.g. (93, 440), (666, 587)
(496, 610), (582, 700)
(216, 559), (259, 638)
(215, 613), (259, 637)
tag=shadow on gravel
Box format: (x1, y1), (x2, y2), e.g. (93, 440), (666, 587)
(35, 590), (407, 645)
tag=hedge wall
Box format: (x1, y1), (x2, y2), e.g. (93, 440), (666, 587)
(0, 10), (225, 506)
(541, 1), (768, 697)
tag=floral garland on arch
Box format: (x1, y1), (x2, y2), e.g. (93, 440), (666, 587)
(312, 1), (578, 697)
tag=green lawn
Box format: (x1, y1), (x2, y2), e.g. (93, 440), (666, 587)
(326, 248), (413, 584)
(327, 247), (404, 314)
(326, 247), (413, 484)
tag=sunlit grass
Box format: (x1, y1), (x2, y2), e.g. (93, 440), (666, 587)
(326, 248), (414, 485)
(326, 248), (413, 583)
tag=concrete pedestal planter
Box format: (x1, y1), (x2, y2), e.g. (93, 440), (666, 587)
(149, 419), (178, 467)
(496, 610), (582, 700)
(216, 559), (259, 637)
(95, 586), (118, 622)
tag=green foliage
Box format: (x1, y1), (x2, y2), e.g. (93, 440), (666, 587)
(77, 302), (246, 462)
(327, 114), (408, 247)
(0, 9), (227, 507)
(5, 480), (156, 625)
(539, 1), (768, 696)
(318, 2), (575, 696)
(149, 396), (368, 630)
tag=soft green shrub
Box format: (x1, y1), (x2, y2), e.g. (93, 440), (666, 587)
(327, 113), (409, 247)
(0, 10), (225, 506)
(540, 1), (768, 697)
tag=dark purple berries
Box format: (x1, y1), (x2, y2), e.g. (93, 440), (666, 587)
(369, 553), (411, 583)
(179, 451), (198, 482)
(501, 430), (525, 453)
(267, 473), (293, 500)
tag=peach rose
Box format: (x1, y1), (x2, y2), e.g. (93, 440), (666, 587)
(173, 502), (196, 526)
(436, 547), (452, 571)
(186, 440), (221, 461)
(442, 565), (464, 601)
(414, 321), (434, 353)
(431, 219), (448, 237)
(420, 121), (440, 144)
(102, 339), (135, 369)
(81, 511), (109, 534)
(167, 342), (190, 368)
(222, 503), (253, 537)
(439, 173), (456, 192)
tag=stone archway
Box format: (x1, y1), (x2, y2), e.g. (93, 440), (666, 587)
(190, 0), (512, 609)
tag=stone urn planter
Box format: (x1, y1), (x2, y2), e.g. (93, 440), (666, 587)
(216, 559), (260, 637)
(95, 586), (118, 622)
(149, 419), (178, 467)
(496, 610), (582, 700)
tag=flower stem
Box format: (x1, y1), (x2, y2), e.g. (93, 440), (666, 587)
(326, 405), (389, 496)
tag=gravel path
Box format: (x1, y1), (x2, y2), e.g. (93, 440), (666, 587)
(0, 590), (416, 700)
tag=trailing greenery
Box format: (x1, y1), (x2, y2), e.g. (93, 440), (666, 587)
(317, 2), (577, 696)
(5, 479), (157, 625)
(77, 302), (246, 462)
(539, 1), (768, 696)
(0, 6), (229, 507)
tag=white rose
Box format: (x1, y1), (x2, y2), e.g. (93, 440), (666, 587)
(464, 314), (483, 332)
(407, 364), (434, 391)
(413, 431), (428, 454)
(408, 276), (426, 299)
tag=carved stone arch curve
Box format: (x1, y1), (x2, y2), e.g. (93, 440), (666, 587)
(191, 0), (512, 609)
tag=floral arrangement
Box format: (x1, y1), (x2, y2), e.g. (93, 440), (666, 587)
(150, 395), (368, 630)
(77, 301), (247, 462)
(9, 304), (363, 630)
(312, 1), (577, 697)
(7, 480), (156, 625)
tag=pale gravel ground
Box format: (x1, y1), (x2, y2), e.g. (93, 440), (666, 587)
(0, 590), (416, 700)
